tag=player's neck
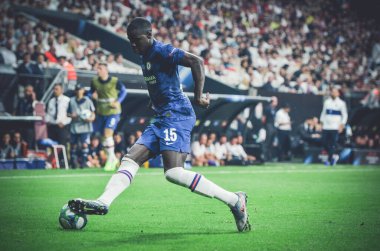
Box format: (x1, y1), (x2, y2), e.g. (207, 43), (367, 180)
(100, 74), (109, 81)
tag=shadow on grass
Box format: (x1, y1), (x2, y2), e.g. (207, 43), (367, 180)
(93, 231), (241, 246)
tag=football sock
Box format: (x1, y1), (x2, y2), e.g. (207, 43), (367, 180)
(164, 167), (239, 207)
(97, 157), (139, 206)
(103, 137), (116, 161)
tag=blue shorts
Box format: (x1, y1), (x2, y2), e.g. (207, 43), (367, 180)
(136, 116), (196, 155)
(71, 133), (91, 146)
(93, 114), (120, 133)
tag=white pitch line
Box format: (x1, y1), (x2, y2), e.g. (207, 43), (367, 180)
(0, 168), (378, 180)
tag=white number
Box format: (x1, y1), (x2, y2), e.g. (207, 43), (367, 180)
(164, 128), (177, 142)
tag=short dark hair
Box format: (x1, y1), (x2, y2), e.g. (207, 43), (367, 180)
(127, 17), (152, 35)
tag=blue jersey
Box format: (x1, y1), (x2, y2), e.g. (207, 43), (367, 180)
(140, 40), (195, 121)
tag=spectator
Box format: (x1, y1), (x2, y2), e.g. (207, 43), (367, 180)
(125, 133), (136, 153)
(58, 56), (77, 93)
(11, 132), (28, 158)
(299, 118), (322, 147)
(15, 84), (37, 116)
(215, 135), (228, 166)
(87, 135), (101, 168)
(16, 52), (43, 93)
(15, 84), (37, 147)
(205, 138), (218, 166)
(114, 132), (126, 160)
(0, 133), (14, 159)
(0, 43), (16, 67)
(275, 103), (292, 161)
(226, 135), (255, 165)
(191, 133), (207, 166)
(45, 83), (71, 145)
(263, 96), (278, 161)
(67, 83), (96, 168)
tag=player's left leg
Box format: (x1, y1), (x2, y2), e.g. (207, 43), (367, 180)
(102, 115), (121, 171)
(162, 151), (251, 232)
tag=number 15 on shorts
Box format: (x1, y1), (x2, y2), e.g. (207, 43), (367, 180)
(163, 128), (177, 145)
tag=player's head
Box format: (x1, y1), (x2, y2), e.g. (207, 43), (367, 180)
(127, 17), (153, 55)
(331, 87), (340, 99)
(97, 62), (109, 79)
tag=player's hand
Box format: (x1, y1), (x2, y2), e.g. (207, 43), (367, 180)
(92, 92), (98, 100)
(338, 124), (344, 133)
(195, 93), (210, 109)
(110, 101), (120, 108)
(71, 113), (78, 119)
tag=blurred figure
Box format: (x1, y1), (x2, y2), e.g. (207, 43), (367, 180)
(0, 133), (14, 159)
(205, 138), (218, 166)
(11, 132), (28, 158)
(58, 56), (77, 93)
(14, 84), (34, 110)
(299, 117), (322, 147)
(275, 103), (292, 161)
(87, 136), (101, 168)
(226, 135), (255, 165)
(45, 84), (71, 145)
(263, 96), (278, 161)
(125, 134), (136, 153)
(114, 133), (126, 160)
(320, 87), (348, 165)
(67, 83), (95, 168)
(15, 84), (37, 147)
(215, 135), (228, 166)
(191, 133), (207, 166)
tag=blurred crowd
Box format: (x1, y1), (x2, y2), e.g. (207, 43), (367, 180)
(1, 0), (379, 101)
(13, 0), (380, 96)
(191, 133), (256, 166)
(0, 2), (137, 75)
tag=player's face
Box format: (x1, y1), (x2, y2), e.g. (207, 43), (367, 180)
(127, 31), (151, 55)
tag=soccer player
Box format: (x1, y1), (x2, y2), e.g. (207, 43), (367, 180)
(68, 17), (251, 232)
(91, 62), (127, 171)
(320, 87), (347, 165)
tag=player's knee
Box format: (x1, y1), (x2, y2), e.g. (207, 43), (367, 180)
(102, 137), (114, 148)
(164, 167), (183, 184)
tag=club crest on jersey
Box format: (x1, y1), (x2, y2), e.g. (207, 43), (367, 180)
(146, 62), (151, 70)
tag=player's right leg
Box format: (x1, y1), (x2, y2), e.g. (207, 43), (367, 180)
(68, 144), (154, 215)
(162, 151), (251, 232)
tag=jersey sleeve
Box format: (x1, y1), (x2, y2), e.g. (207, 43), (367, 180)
(158, 44), (185, 65)
(116, 81), (127, 103)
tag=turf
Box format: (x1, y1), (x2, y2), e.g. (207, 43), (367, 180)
(0, 164), (380, 251)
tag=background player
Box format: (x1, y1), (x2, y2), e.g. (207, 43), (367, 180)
(91, 62), (127, 171)
(320, 87), (348, 165)
(69, 17), (251, 232)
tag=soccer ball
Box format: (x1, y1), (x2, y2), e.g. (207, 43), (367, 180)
(79, 109), (92, 120)
(58, 204), (87, 230)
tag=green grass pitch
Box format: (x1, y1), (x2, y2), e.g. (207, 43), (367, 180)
(0, 164), (380, 251)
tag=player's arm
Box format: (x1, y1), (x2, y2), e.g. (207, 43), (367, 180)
(89, 82), (98, 100)
(339, 101), (348, 133)
(110, 81), (127, 108)
(66, 101), (78, 120)
(179, 52), (210, 108)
